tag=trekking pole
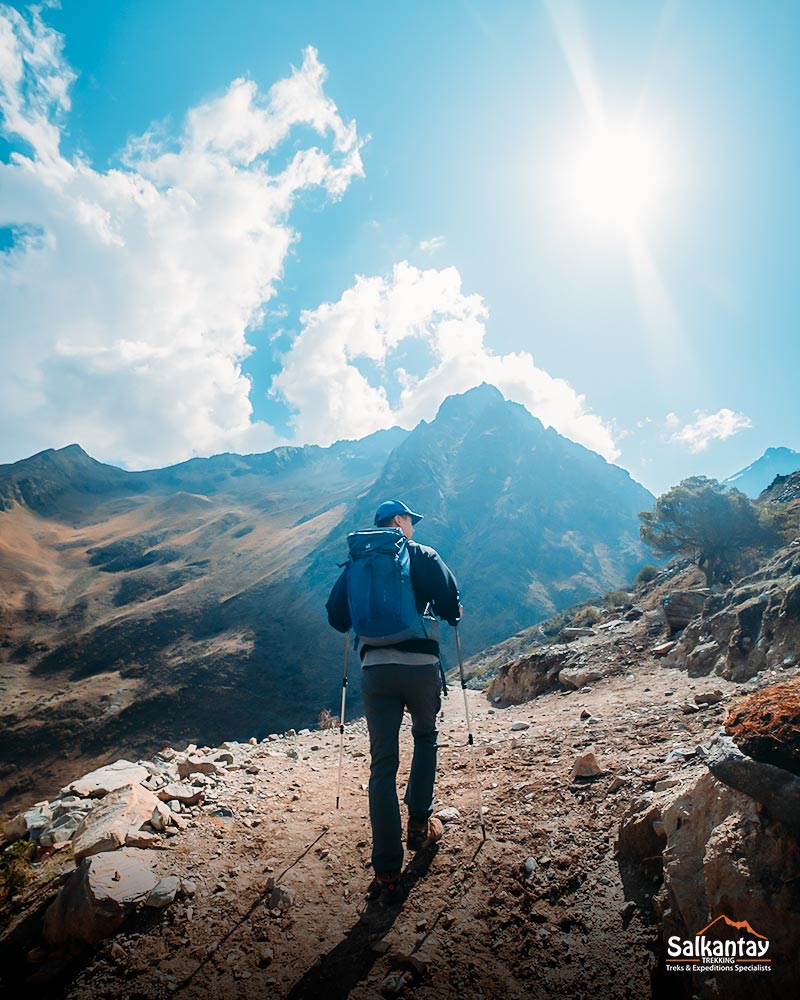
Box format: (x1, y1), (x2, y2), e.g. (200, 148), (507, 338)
(335, 632), (350, 810)
(455, 623), (487, 841)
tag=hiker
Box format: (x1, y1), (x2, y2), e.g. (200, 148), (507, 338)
(326, 499), (461, 902)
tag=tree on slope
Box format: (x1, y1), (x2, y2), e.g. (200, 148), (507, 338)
(639, 477), (782, 586)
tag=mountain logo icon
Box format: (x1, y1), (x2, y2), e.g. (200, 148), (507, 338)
(696, 915), (768, 940)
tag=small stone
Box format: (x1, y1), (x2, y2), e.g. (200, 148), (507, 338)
(110, 942), (126, 962)
(524, 856), (537, 874)
(145, 875), (181, 909)
(249, 737), (258, 745)
(510, 721), (530, 731)
(620, 900), (637, 920)
(255, 944), (274, 967)
(268, 884), (294, 911)
(580, 709), (591, 720)
(381, 972), (409, 996)
(652, 641), (676, 658)
(435, 807), (462, 823)
(371, 939), (391, 955)
(695, 690), (724, 706)
(572, 751), (602, 779)
(180, 878), (197, 897)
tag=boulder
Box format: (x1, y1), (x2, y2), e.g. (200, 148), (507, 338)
(145, 875), (181, 909)
(572, 751), (602, 779)
(149, 800), (173, 832)
(561, 626), (596, 641)
(705, 733), (800, 831)
(662, 590), (709, 631)
(559, 666), (604, 689)
(72, 784), (162, 861)
(69, 760), (149, 798)
(724, 679), (800, 776)
(616, 795), (668, 911)
(656, 772), (800, 998)
(157, 782), (204, 805)
(3, 804), (52, 844)
(177, 756), (221, 780)
(43, 849), (159, 946)
(39, 811), (85, 849)
(486, 646), (574, 707)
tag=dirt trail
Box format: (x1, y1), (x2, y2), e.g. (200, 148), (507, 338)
(31, 647), (738, 1000)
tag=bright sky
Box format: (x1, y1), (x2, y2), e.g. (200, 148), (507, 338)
(1, 0), (798, 495)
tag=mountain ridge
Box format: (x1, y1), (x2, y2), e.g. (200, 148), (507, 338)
(723, 445), (800, 498)
(0, 384), (653, 807)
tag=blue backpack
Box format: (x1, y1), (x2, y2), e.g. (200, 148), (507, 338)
(346, 528), (431, 646)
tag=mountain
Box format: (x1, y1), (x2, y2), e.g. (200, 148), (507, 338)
(723, 446), (800, 498)
(0, 385), (653, 806)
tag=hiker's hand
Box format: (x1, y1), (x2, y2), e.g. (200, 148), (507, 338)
(458, 604), (463, 619)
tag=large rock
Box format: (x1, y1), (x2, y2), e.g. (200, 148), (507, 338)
(656, 772), (800, 999)
(705, 733), (800, 831)
(72, 784), (162, 861)
(177, 756), (221, 779)
(43, 849), (159, 946)
(559, 665), (604, 689)
(724, 679), (800, 776)
(616, 794), (667, 911)
(486, 646), (574, 706)
(2, 804), (53, 844)
(157, 782), (204, 805)
(39, 811), (85, 849)
(662, 590), (709, 631)
(664, 544), (800, 681)
(68, 760), (149, 798)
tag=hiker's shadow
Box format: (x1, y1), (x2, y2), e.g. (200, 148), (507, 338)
(284, 849), (438, 1000)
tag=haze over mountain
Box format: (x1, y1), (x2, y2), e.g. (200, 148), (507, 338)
(0, 385), (653, 805)
(723, 446), (800, 498)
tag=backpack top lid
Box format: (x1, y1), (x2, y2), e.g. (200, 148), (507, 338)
(347, 526), (406, 559)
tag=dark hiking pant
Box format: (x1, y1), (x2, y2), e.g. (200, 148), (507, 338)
(360, 662), (442, 874)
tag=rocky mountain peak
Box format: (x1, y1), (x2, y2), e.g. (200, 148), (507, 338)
(724, 445), (800, 498)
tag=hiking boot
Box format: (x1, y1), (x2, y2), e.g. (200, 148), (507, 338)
(406, 816), (444, 852)
(366, 870), (404, 904)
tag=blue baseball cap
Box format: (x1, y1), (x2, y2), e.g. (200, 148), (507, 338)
(373, 499), (424, 526)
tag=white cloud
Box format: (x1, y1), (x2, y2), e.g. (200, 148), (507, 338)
(271, 261), (619, 461)
(669, 409), (752, 453)
(418, 235), (446, 253)
(0, 6), (363, 468)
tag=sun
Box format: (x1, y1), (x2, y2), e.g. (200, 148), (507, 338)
(561, 121), (671, 236)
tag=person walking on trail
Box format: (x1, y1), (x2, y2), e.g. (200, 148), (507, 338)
(326, 499), (462, 903)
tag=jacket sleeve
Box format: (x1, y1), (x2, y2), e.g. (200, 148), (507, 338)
(409, 543), (461, 627)
(326, 566), (351, 633)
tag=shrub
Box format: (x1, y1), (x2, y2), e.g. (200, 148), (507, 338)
(634, 564), (659, 587)
(318, 708), (339, 730)
(604, 589), (631, 609)
(571, 606), (602, 627)
(1, 840), (35, 896)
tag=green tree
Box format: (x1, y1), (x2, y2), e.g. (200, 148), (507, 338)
(639, 477), (781, 586)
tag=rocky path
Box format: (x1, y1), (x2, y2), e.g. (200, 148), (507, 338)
(1, 647), (747, 1000)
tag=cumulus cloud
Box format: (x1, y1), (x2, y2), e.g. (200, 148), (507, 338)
(669, 409), (752, 453)
(271, 261), (619, 461)
(0, 5), (363, 467)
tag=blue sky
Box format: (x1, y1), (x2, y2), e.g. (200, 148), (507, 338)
(1, 0), (798, 494)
